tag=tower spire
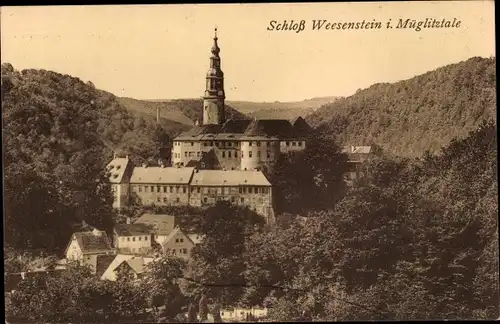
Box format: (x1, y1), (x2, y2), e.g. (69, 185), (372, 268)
(203, 27), (225, 125)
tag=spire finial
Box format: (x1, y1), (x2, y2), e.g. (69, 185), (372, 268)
(214, 27), (218, 39)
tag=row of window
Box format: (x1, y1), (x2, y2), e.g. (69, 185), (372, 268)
(170, 248), (189, 255)
(120, 236), (149, 242)
(173, 140), (304, 147)
(132, 185), (188, 193)
(131, 185), (269, 195)
(174, 150), (274, 160)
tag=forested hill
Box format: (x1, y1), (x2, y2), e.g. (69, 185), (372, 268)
(306, 56), (496, 157)
(118, 97), (249, 126)
(1, 63), (190, 251)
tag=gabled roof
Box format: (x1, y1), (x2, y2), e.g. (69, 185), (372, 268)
(187, 233), (204, 245)
(342, 146), (372, 154)
(106, 157), (131, 183)
(244, 119), (297, 138)
(114, 223), (152, 236)
(100, 254), (157, 280)
(134, 214), (176, 235)
(191, 170), (271, 186)
(95, 254), (116, 278)
(65, 230), (115, 255)
(161, 226), (194, 248)
(130, 167), (195, 184)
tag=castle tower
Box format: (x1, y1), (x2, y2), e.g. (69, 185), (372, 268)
(203, 28), (225, 125)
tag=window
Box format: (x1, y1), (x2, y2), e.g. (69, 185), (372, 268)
(298, 141), (303, 147)
(156, 185), (160, 192)
(127, 237), (130, 242)
(203, 142), (208, 147)
(228, 151), (232, 158)
(243, 187), (247, 194)
(204, 197), (208, 203)
(175, 238), (179, 243)
(222, 151), (225, 158)
(163, 197), (167, 202)
(257, 141), (261, 147)
(139, 237), (142, 241)
(132, 186), (137, 193)
(157, 197), (161, 202)
(176, 197), (180, 203)
(151, 186), (154, 192)
(133, 237), (136, 242)
(241, 151), (244, 158)
(170, 186), (174, 193)
(239, 187), (243, 194)
(145, 186), (149, 193)
(292, 142), (297, 146)
(235, 151), (238, 158)
(185, 152), (188, 157)
(176, 186), (180, 193)
(249, 151), (253, 158)
(183, 248), (188, 254)
(197, 187), (201, 193)
(286, 141), (290, 146)
(263, 187), (269, 194)
(145, 236), (148, 241)
(222, 187), (225, 195)
(183, 187), (187, 193)
(231, 196), (236, 202)
(191, 142), (194, 146)
(180, 238), (184, 243)
(249, 142), (252, 147)
(163, 186), (167, 193)
(240, 197), (245, 203)
(257, 151), (261, 158)
(197, 151), (200, 157)
(248, 187), (253, 194)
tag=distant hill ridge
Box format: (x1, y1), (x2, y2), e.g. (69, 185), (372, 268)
(306, 56), (496, 157)
(135, 96), (340, 121)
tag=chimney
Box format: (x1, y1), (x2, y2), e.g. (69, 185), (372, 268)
(142, 163), (148, 168)
(126, 155), (129, 160)
(156, 107), (160, 124)
(126, 217), (131, 225)
(113, 152), (117, 159)
(195, 120), (199, 126)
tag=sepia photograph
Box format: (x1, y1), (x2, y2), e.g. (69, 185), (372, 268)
(1, 2), (497, 322)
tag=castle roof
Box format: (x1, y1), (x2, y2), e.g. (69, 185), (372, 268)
(65, 230), (115, 255)
(130, 167), (195, 184)
(191, 169), (271, 187)
(174, 118), (309, 141)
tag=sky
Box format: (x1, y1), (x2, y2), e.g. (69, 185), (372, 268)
(1, 2), (495, 102)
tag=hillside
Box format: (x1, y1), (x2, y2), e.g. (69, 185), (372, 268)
(306, 57), (496, 157)
(118, 97), (248, 126)
(227, 96), (339, 119)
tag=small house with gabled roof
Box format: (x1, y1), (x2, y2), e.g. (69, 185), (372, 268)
(64, 229), (116, 273)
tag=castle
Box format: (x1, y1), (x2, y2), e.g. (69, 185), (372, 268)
(171, 28), (311, 173)
(106, 29), (312, 223)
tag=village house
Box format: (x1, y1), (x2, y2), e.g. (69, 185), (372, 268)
(134, 213), (176, 245)
(100, 254), (156, 281)
(113, 223), (153, 255)
(64, 229), (117, 273)
(342, 146), (373, 183)
(161, 226), (197, 259)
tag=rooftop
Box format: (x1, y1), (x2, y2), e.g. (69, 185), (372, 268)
(174, 118), (309, 141)
(191, 169), (271, 186)
(134, 214), (176, 235)
(106, 157), (130, 183)
(114, 223), (152, 236)
(67, 230), (115, 255)
(130, 167), (195, 184)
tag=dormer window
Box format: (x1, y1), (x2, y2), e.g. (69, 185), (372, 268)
(116, 165), (121, 170)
